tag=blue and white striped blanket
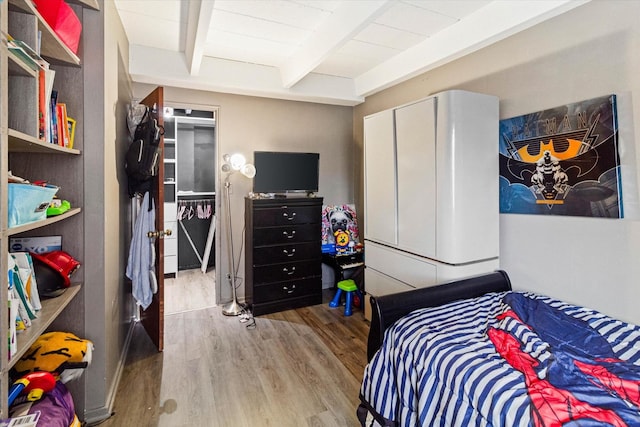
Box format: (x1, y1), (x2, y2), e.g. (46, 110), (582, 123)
(359, 291), (640, 427)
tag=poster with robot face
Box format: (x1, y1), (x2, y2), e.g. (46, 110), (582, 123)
(499, 94), (623, 218)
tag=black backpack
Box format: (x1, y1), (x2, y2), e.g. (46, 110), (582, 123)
(125, 107), (163, 198)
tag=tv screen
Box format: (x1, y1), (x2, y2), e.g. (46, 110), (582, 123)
(253, 151), (319, 194)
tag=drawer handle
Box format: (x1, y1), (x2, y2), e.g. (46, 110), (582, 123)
(282, 266), (296, 275)
(282, 230), (296, 239)
(283, 284), (296, 294)
(283, 248), (296, 257)
(283, 212), (297, 221)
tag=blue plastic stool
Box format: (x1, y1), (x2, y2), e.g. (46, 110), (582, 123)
(329, 279), (363, 316)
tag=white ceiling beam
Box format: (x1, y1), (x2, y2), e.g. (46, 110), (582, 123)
(280, 0), (392, 89)
(185, 0), (215, 76)
(354, 0), (590, 97)
(129, 45), (364, 106)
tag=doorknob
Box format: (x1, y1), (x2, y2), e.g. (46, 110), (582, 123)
(147, 229), (173, 238)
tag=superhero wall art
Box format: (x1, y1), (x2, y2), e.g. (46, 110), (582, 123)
(499, 95), (623, 218)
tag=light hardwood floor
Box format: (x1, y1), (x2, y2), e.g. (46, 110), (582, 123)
(96, 290), (369, 427)
(164, 268), (216, 315)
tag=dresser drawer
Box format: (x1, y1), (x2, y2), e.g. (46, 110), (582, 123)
(253, 224), (320, 246)
(253, 206), (320, 227)
(253, 242), (320, 265)
(253, 277), (321, 303)
(253, 260), (321, 284)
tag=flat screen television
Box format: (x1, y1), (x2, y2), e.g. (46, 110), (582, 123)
(253, 151), (319, 194)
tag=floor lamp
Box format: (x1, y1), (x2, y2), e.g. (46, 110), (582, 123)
(221, 153), (256, 316)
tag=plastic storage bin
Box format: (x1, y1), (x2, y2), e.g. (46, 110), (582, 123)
(8, 183), (59, 228)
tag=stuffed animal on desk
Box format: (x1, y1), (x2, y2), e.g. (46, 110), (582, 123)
(334, 229), (350, 253)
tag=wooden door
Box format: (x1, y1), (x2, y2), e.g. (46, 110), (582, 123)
(139, 87), (165, 351)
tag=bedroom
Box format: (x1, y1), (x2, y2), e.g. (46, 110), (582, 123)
(3, 0), (638, 425)
(117, 0), (640, 424)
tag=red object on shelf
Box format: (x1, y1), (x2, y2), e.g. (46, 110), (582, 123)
(32, 0), (82, 55)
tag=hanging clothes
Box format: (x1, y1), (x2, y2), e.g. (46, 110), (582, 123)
(126, 192), (157, 310)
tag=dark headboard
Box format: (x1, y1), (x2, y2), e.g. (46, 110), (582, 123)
(367, 270), (512, 361)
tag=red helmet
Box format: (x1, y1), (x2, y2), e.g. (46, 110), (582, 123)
(30, 251), (80, 297)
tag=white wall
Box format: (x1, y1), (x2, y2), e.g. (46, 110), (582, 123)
(355, 0), (640, 325)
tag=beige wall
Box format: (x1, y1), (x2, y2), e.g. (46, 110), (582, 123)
(354, 0), (640, 324)
(132, 84), (353, 303)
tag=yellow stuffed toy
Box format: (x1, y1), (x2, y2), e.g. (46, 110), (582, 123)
(13, 332), (93, 384)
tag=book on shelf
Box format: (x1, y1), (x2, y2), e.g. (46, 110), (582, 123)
(38, 69), (46, 139)
(67, 117), (76, 149)
(57, 103), (70, 147)
(8, 293), (18, 359)
(7, 254), (38, 324)
(11, 253), (42, 312)
(4, 32), (48, 71)
(49, 90), (59, 145)
(43, 69), (56, 143)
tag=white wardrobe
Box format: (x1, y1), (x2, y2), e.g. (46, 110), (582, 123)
(364, 90), (500, 297)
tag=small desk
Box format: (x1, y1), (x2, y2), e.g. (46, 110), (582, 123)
(322, 251), (365, 288)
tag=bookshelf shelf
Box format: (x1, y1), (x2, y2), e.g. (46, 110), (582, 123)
(8, 128), (81, 154)
(8, 285), (81, 369)
(6, 208), (82, 237)
(7, 50), (38, 77)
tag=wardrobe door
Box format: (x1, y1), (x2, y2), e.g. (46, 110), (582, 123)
(395, 98), (436, 258)
(364, 109), (397, 246)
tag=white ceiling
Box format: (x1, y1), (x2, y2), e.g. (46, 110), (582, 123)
(114, 0), (589, 106)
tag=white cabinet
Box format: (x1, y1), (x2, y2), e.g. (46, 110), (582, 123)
(163, 202), (178, 275)
(363, 109), (396, 246)
(395, 97), (437, 258)
(364, 90), (500, 296)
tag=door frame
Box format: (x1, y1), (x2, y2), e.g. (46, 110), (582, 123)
(161, 103), (221, 306)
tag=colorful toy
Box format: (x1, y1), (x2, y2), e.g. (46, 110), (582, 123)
(13, 332), (93, 384)
(8, 371), (56, 407)
(329, 279), (364, 316)
(334, 229), (350, 253)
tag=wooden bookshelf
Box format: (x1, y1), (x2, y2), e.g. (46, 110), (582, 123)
(6, 208), (82, 236)
(8, 128), (81, 154)
(8, 0), (80, 66)
(8, 285), (81, 369)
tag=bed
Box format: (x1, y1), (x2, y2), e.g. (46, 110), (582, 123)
(358, 270), (640, 426)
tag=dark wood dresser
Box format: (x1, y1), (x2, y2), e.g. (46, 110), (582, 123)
(245, 196), (323, 315)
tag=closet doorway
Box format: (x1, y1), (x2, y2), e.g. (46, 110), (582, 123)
(162, 107), (218, 315)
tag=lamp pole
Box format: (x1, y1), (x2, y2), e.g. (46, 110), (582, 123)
(221, 177), (244, 316)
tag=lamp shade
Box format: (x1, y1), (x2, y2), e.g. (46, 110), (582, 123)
(241, 164), (256, 179)
(229, 153), (246, 170)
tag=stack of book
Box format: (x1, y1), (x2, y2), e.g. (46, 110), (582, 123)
(5, 31), (75, 149)
(7, 253), (42, 360)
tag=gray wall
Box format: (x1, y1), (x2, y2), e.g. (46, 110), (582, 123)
(354, 0), (640, 325)
(132, 84), (353, 303)
(83, 0), (136, 422)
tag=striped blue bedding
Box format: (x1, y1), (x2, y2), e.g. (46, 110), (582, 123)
(358, 291), (640, 427)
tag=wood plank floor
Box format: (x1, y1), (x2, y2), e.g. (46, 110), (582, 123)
(96, 291), (370, 427)
(164, 268), (216, 315)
